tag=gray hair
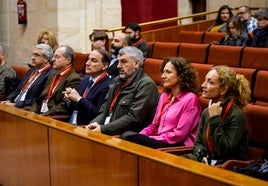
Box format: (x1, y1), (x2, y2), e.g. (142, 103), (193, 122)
(118, 46), (144, 66)
(255, 8), (268, 20)
(36, 44), (53, 62)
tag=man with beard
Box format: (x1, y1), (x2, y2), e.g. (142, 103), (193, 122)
(86, 46), (159, 136)
(108, 32), (131, 79)
(237, 6), (257, 34)
(125, 22), (149, 58)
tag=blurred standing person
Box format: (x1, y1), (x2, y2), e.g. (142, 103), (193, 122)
(207, 5), (233, 32)
(0, 44), (16, 95)
(125, 22), (149, 57)
(121, 57), (201, 149)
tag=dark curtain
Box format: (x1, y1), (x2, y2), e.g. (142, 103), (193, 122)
(121, 0), (178, 31)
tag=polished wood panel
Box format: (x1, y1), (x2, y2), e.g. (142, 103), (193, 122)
(139, 156), (267, 186)
(0, 104), (267, 186)
(0, 109), (50, 186)
(49, 128), (138, 186)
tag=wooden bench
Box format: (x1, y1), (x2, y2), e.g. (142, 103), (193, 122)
(0, 104), (267, 186)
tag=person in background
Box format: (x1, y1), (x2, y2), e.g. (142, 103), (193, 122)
(207, 5), (233, 32)
(125, 22), (149, 57)
(219, 16), (250, 46)
(237, 6), (258, 34)
(89, 30), (109, 51)
(108, 32), (131, 79)
(252, 8), (268, 48)
(185, 66), (251, 166)
(121, 57), (201, 149)
(85, 46), (159, 136)
(0, 44), (16, 95)
(2, 44), (54, 108)
(24, 45), (80, 116)
(63, 49), (112, 125)
(37, 30), (59, 52)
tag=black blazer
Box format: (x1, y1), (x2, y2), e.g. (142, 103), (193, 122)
(7, 67), (54, 108)
(70, 74), (112, 125)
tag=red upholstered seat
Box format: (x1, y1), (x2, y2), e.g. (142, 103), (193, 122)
(178, 43), (209, 64)
(151, 42), (180, 60)
(207, 45), (243, 67)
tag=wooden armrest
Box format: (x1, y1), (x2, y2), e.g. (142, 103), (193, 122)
(158, 146), (193, 155)
(47, 115), (70, 122)
(220, 159), (255, 171)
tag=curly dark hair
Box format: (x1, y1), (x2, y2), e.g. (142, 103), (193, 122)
(160, 57), (199, 94)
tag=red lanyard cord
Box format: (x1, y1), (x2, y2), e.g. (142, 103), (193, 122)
(206, 100), (233, 155)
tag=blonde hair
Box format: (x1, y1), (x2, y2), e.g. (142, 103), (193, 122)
(213, 65), (251, 108)
(37, 30), (59, 51)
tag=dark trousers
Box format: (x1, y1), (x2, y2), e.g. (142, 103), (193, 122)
(121, 131), (181, 149)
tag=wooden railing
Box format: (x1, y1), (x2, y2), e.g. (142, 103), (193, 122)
(0, 104), (267, 186)
(95, 7), (260, 38)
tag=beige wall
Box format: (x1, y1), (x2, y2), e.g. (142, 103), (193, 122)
(0, 0), (266, 66)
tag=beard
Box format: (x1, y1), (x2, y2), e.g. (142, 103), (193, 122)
(110, 44), (123, 56)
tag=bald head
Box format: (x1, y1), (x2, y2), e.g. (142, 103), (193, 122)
(110, 32), (131, 56)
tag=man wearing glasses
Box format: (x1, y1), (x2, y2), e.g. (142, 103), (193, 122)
(237, 6), (257, 33)
(2, 44), (54, 108)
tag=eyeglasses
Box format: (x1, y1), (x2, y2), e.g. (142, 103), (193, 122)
(32, 53), (42, 58)
(238, 12), (247, 15)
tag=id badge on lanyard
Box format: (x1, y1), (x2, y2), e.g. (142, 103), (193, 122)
(104, 112), (113, 124)
(40, 99), (49, 113)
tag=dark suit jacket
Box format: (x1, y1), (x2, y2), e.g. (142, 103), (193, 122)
(108, 58), (119, 79)
(7, 67), (54, 108)
(70, 74), (112, 125)
(24, 68), (81, 115)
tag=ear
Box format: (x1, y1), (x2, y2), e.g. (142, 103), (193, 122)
(102, 63), (109, 71)
(220, 86), (228, 96)
(134, 60), (140, 68)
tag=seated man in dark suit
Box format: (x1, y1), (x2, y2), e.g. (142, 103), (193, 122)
(63, 49), (112, 125)
(24, 45), (81, 116)
(1, 44), (54, 108)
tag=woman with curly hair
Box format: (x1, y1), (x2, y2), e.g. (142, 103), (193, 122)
(121, 57), (201, 148)
(185, 65), (251, 165)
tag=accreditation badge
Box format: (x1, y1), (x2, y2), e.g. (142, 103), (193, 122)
(40, 99), (49, 113)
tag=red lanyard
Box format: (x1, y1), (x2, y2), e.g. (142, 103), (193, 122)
(21, 64), (51, 90)
(46, 66), (72, 99)
(206, 100), (233, 155)
(82, 73), (108, 98)
(109, 77), (131, 111)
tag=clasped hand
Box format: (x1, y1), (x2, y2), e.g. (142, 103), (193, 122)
(62, 87), (81, 102)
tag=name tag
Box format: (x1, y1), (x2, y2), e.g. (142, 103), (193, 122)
(104, 112), (112, 125)
(211, 160), (218, 166)
(40, 99), (49, 113)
